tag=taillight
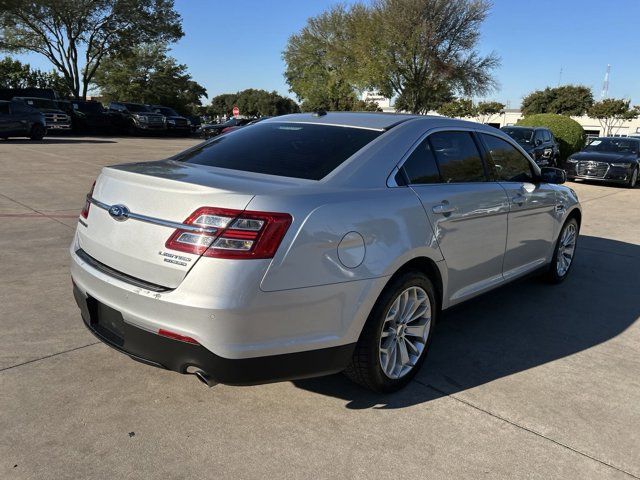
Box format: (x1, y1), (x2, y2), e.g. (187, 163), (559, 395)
(80, 181), (96, 219)
(165, 207), (292, 259)
(158, 328), (199, 344)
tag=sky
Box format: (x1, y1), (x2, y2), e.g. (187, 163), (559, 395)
(12, 0), (640, 108)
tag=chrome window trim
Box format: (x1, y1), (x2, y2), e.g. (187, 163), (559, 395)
(89, 197), (219, 234)
(387, 126), (541, 188)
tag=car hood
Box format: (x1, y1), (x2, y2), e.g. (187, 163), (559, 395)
(165, 115), (187, 121)
(571, 151), (637, 163)
(39, 108), (68, 115)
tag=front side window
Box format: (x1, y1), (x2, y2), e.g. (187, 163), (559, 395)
(543, 130), (552, 142)
(175, 122), (383, 180)
(429, 131), (486, 183)
(481, 134), (534, 183)
(402, 138), (440, 184)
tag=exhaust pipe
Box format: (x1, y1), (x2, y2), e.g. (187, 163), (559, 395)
(193, 369), (217, 388)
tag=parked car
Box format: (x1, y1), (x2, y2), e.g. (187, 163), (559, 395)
(71, 113), (580, 392)
(149, 105), (191, 136)
(186, 115), (202, 134)
(565, 137), (639, 188)
(501, 126), (560, 167)
(13, 96), (72, 132)
(199, 117), (253, 139)
(107, 102), (166, 135)
(61, 100), (112, 134)
(221, 116), (271, 134)
(0, 99), (46, 140)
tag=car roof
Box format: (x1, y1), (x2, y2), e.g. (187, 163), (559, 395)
(263, 112), (423, 131)
(593, 136), (640, 142)
(502, 125), (539, 130)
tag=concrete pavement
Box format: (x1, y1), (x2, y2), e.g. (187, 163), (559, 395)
(1, 136), (638, 479)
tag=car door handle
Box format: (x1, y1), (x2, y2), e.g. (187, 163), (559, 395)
(511, 193), (525, 206)
(432, 203), (457, 215)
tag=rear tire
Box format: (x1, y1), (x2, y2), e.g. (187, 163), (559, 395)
(545, 217), (579, 284)
(344, 270), (437, 393)
(29, 124), (45, 141)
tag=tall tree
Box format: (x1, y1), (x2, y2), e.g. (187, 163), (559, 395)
(587, 99), (640, 136)
(283, 5), (366, 111)
(0, 56), (71, 96)
(358, 0), (499, 114)
(521, 85), (594, 116)
(93, 44), (206, 114)
(0, 0), (183, 99)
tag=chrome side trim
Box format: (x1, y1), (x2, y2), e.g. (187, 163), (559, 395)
(89, 197), (219, 234)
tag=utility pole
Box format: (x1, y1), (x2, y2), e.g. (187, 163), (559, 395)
(601, 64), (611, 99)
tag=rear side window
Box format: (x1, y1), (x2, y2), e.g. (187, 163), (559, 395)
(176, 122), (383, 180)
(429, 131), (486, 183)
(402, 139), (441, 184)
(481, 134), (534, 182)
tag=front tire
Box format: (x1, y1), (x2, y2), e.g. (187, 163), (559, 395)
(344, 271), (437, 393)
(29, 124), (45, 141)
(628, 167), (638, 188)
(545, 217), (579, 284)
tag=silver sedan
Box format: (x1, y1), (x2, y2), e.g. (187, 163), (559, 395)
(70, 112), (581, 392)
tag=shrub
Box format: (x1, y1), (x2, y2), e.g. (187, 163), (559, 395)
(517, 113), (585, 161)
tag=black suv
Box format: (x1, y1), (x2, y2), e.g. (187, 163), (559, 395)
(500, 126), (560, 167)
(58, 100), (112, 134)
(149, 105), (191, 136)
(107, 102), (166, 135)
(0, 99), (46, 140)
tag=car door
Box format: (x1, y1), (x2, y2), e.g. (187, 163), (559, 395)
(400, 130), (510, 305)
(0, 102), (22, 135)
(479, 132), (557, 279)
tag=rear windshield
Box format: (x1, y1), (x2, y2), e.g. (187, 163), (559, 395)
(175, 122), (383, 180)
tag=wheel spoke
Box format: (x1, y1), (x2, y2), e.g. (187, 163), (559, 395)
(398, 339), (410, 366)
(405, 322), (428, 339)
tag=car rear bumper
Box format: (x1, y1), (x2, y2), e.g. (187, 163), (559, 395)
(73, 283), (354, 385)
(70, 236), (385, 383)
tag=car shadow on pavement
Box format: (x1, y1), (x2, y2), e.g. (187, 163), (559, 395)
(293, 235), (640, 409)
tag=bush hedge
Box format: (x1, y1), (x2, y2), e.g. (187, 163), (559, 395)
(517, 113), (585, 162)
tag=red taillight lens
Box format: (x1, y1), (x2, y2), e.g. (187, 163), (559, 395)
(165, 207), (292, 260)
(158, 328), (199, 344)
(80, 181), (96, 219)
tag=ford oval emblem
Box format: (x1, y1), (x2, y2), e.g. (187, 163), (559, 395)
(108, 204), (130, 222)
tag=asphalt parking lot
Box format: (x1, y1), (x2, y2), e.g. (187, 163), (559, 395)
(1, 136), (639, 479)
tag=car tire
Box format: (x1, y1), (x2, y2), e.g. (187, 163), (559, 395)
(127, 122), (138, 136)
(344, 270), (437, 393)
(628, 167), (638, 188)
(545, 217), (579, 284)
(29, 124), (45, 141)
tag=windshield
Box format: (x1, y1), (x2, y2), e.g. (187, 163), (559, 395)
(124, 103), (152, 113)
(175, 122), (383, 180)
(73, 102), (104, 113)
(18, 98), (58, 110)
(584, 138), (640, 154)
(154, 106), (179, 116)
(501, 127), (534, 143)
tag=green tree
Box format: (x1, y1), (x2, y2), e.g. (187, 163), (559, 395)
(0, 56), (71, 96)
(357, 0), (499, 113)
(476, 100), (505, 124)
(206, 90), (300, 118)
(587, 98), (640, 136)
(283, 5), (366, 111)
(93, 44), (206, 114)
(521, 85), (594, 116)
(0, 0), (183, 99)
(437, 98), (476, 118)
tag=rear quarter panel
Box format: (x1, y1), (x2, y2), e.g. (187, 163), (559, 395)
(250, 187), (443, 292)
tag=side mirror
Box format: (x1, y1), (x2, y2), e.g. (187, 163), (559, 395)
(535, 138), (543, 146)
(540, 167), (566, 184)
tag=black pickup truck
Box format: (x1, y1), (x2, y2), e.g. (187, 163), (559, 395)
(0, 99), (46, 140)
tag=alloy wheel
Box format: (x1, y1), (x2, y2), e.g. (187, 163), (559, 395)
(556, 223), (577, 277)
(379, 286), (432, 379)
